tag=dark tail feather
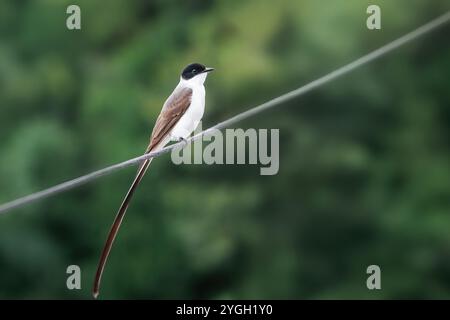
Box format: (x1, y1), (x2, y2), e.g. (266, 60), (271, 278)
(92, 157), (153, 299)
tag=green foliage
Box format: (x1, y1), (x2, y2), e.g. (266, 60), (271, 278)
(0, 0), (449, 299)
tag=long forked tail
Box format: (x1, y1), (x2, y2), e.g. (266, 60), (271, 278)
(92, 157), (153, 299)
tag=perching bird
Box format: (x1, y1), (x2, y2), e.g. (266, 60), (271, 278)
(93, 63), (214, 298)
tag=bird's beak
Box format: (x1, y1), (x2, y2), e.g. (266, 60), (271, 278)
(204, 67), (214, 73)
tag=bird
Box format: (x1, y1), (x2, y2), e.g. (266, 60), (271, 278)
(93, 63), (214, 298)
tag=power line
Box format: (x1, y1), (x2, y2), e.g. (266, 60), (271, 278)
(1, 11), (449, 214)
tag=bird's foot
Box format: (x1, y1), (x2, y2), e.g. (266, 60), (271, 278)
(174, 136), (189, 146)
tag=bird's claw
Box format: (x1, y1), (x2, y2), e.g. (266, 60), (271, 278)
(175, 137), (188, 146)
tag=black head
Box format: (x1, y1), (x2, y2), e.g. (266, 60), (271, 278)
(181, 63), (214, 80)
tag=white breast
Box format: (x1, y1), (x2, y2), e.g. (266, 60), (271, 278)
(170, 79), (206, 140)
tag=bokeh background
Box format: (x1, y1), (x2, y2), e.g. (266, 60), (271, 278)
(0, 0), (449, 299)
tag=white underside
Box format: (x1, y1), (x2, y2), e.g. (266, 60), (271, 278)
(169, 74), (207, 141)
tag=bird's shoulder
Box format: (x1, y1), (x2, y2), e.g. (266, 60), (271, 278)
(162, 86), (193, 112)
(146, 86), (193, 151)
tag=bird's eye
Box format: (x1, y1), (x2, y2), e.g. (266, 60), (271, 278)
(192, 69), (197, 74)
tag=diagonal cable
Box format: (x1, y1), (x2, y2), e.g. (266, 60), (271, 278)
(1, 11), (449, 214)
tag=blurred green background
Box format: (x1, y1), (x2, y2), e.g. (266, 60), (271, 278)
(0, 0), (449, 299)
